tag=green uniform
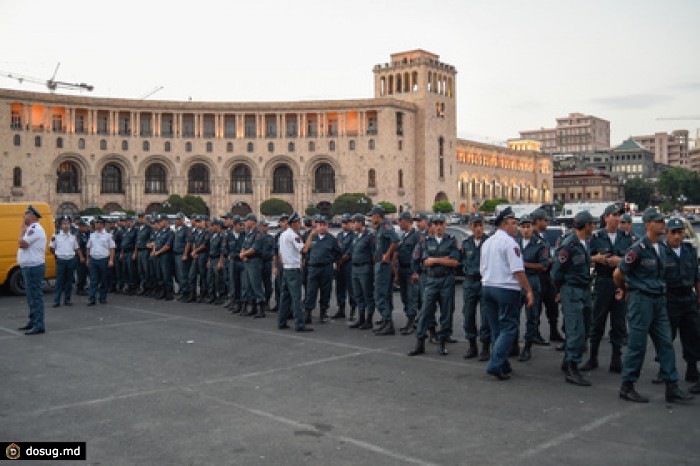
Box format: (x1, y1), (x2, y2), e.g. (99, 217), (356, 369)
(519, 235), (549, 343)
(374, 219), (399, 320)
(460, 234), (490, 342)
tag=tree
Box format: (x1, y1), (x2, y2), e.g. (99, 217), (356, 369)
(79, 207), (103, 216)
(624, 178), (655, 210)
(305, 206), (319, 216)
(160, 194), (208, 216)
(479, 198), (509, 213)
(432, 200), (454, 213)
(260, 198), (293, 216)
(657, 167), (700, 205)
(378, 201), (397, 214)
(331, 193), (373, 215)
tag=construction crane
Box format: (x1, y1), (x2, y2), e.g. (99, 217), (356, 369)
(0, 62), (93, 92)
(656, 116), (700, 120)
(139, 86), (164, 100)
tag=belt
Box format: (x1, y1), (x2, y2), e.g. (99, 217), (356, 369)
(466, 274), (481, 280)
(352, 262), (370, 267)
(668, 287), (694, 296)
(309, 263), (331, 267)
(629, 288), (664, 297)
(90, 256), (109, 261)
(426, 269), (452, 278)
(56, 255), (76, 261)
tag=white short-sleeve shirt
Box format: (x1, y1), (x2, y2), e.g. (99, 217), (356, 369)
(480, 229), (524, 291)
(50, 231), (80, 260)
(86, 230), (115, 259)
(17, 221), (46, 268)
(279, 227), (304, 269)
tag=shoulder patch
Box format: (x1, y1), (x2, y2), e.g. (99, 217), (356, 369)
(514, 247), (521, 258)
(624, 249), (638, 264)
(558, 248), (569, 263)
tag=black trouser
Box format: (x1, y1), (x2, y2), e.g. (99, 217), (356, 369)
(262, 259), (273, 302)
(667, 293), (700, 364)
(540, 273), (559, 327)
(76, 254), (88, 290)
(189, 253), (208, 297)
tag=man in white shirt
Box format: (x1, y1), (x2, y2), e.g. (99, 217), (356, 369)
(17, 205), (47, 335)
(49, 216), (84, 308)
(480, 207), (534, 380)
(86, 217), (115, 306)
(277, 213), (313, 332)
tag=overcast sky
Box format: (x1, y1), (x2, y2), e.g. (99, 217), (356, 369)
(1, 0), (698, 146)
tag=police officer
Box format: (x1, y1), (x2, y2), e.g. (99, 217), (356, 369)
(277, 213), (313, 332)
(303, 215), (341, 324)
(86, 217), (116, 306)
(134, 211), (153, 295)
(582, 204), (633, 373)
(654, 217), (700, 392)
(461, 212), (490, 359)
(152, 215), (175, 301)
(207, 218), (226, 304)
(413, 214), (438, 343)
(334, 213), (356, 320)
(226, 216), (246, 312)
(75, 220), (90, 296)
(259, 220), (276, 312)
(271, 214), (289, 312)
(187, 215), (210, 303)
(408, 214), (461, 356)
(619, 213), (634, 235)
(517, 215), (549, 362)
(17, 206), (47, 335)
(110, 218), (124, 293)
(531, 209), (563, 344)
(614, 208), (693, 403)
(394, 211), (419, 334)
(119, 216), (137, 294)
(146, 214), (160, 297)
(240, 213), (266, 317)
(172, 213), (192, 301)
(552, 211), (598, 386)
(348, 213), (376, 330)
(369, 205), (400, 335)
(50, 216), (83, 308)
(300, 216), (315, 301)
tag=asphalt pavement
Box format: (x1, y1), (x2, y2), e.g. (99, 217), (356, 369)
(1, 287), (698, 465)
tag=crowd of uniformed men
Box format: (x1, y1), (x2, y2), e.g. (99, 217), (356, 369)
(16, 201), (700, 404)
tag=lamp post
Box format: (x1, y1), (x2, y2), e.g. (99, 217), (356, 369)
(678, 194), (688, 213)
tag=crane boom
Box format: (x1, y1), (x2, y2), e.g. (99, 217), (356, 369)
(0, 63), (93, 92)
(656, 116), (700, 120)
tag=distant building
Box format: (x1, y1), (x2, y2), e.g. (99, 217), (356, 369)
(632, 130), (689, 167)
(608, 138), (661, 181)
(519, 112), (610, 155)
(553, 169), (623, 203)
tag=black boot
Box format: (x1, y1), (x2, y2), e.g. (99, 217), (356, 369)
(408, 338), (426, 356)
(478, 341), (490, 361)
(581, 342), (599, 371)
(555, 342), (566, 352)
(518, 342), (532, 362)
(349, 313), (365, 329)
(619, 381), (649, 403)
(609, 345), (622, 373)
(360, 312), (374, 330)
(686, 362), (699, 382)
(181, 293), (194, 304)
(156, 289), (166, 300)
(349, 306), (356, 321)
(463, 338), (478, 359)
(438, 338), (448, 356)
(428, 326), (438, 344)
(214, 295), (225, 305)
(254, 302), (267, 318)
(564, 361), (591, 386)
(305, 309), (312, 325)
(240, 303), (254, 316)
(375, 319), (395, 336)
(165, 290), (174, 301)
(231, 302), (242, 314)
(550, 324), (564, 342)
(331, 306), (346, 319)
(399, 316), (416, 335)
(373, 319), (387, 333)
(532, 333), (550, 346)
(665, 381), (694, 403)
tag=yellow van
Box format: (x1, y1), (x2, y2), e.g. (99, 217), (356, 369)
(0, 202), (56, 295)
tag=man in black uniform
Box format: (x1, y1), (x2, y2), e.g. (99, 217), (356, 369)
(271, 214), (289, 312)
(348, 214), (376, 330)
(119, 216), (137, 294)
(461, 213), (490, 359)
(186, 215), (210, 303)
(110, 218), (124, 293)
(532, 209), (564, 343)
(333, 214), (356, 320)
(303, 216), (341, 324)
(226, 217), (246, 312)
(134, 211), (153, 296)
(207, 219), (227, 304)
(152, 215), (175, 301)
(394, 211), (419, 334)
(172, 213), (192, 301)
(259, 220), (276, 313)
(75, 220), (90, 295)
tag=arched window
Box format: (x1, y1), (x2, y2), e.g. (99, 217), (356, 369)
(247, 142), (254, 152)
(231, 164), (252, 194)
(314, 163), (335, 193)
(227, 142), (233, 153)
(100, 139), (107, 150)
(272, 164), (293, 194)
(145, 163), (167, 194)
(349, 140), (355, 151)
(308, 141), (315, 152)
(13, 167), (22, 187)
(188, 163), (210, 194)
(368, 169), (376, 188)
(185, 141), (192, 152)
(35, 136), (41, 147)
(206, 142), (213, 153)
(164, 141), (171, 152)
(101, 163), (123, 194)
(288, 142), (295, 152)
(78, 138), (85, 149)
(329, 141), (336, 151)
(268, 142), (274, 153)
(57, 161), (80, 193)
(121, 140), (128, 151)
(438, 137), (445, 179)
(143, 141), (150, 152)
(56, 137), (63, 149)
(13, 134), (20, 146)
(369, 139), (375, 150)
(398, 169), (403, 189)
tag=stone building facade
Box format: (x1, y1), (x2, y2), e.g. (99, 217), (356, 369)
(632, 129), (690, 168)
(519, 112), (611, 155)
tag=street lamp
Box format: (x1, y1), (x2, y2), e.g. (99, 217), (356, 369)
(678, 194), (688, 213)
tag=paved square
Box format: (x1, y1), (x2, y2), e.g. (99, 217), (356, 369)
(1, 290), (698, 465)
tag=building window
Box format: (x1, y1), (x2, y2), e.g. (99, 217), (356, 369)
(185, 141), (192, 152)
(121, 140), (128, 151)
(188, 163), (210, 194)
(272, 164), (294, 194)
(101, 163), (123, 194)
(99, 140), (107, 150)
(13, 134), (20, 146)
(165, 141), (171, 152)
(349, 140), (355, 151)
(398, 169), (403, 189)
(288, 142), (295, 152)
(34, 136), (41, 147)
(78, 138), (85, 149)
(309, 141), (315, 152)
(369, 139), (375, 150)
(368, 169), (376, 188)
(438, 137), (445, 179)
(398, 140), (403, 151)
(145, 163), (167, 194)
(396, 112), (403, 136)
(56, 137), (63, 149)
(329, 141), (335, 151)
(247, 142), (254, 153)
(227, 142), (233, 153)
(13, 167), (21, 187)
(314, 163), (335, 193)
(206, 142), (213, 153)
(57, 161), (80, 193)
(231, 164), (252, 194)
(268, 142), (274, 153)
(143, 141), (150, 152)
